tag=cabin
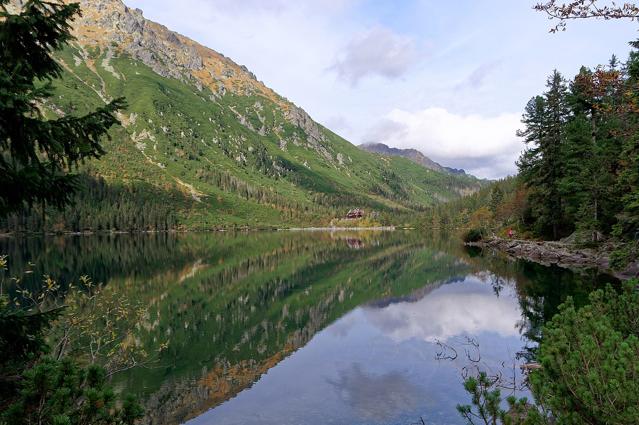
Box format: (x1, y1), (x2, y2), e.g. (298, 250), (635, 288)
(346, 208), (364, 219)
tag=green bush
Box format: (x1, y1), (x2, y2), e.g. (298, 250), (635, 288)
(610, 241), (638, 270)
(458, 280), (639, 425)
(2, 358), (143, 425)
(529, 282), (639, 424)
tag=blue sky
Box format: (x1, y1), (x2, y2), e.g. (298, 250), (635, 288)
(124, 0), (638, 178)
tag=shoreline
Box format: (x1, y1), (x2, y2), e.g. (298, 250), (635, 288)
(0, 226), (400, 238)
(279, 226), (396, 232)
(468, 237), (638, 281)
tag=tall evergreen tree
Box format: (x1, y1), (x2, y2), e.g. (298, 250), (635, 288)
(518, 71), (569, 239)
(0, 2), (140, 423)
(561, 66), (605, 240)
(489, 185), (504, 217)
(0, 0), (125, 216)
(558, 113), (592, 232)
(615, 40), (639, 241)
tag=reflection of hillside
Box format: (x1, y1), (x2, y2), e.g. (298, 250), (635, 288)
(0, 234), (191, 292)
(132, 234), (612, 424)
(109, 234), (470, 425)
(1, 232), (350, 293)
(365, 276), (463, 309)
(144, 350), (292, 425)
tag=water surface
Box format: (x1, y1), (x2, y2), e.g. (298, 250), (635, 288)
(1, 231), (609, 424)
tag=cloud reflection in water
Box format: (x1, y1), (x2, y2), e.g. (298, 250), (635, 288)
(361, 276), (521, 343)
(328, 363), (424, 421)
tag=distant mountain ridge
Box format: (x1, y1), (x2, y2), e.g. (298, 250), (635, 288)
(359, 143), (469, 176)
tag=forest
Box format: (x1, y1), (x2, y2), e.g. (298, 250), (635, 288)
(418, 40), (639, 269)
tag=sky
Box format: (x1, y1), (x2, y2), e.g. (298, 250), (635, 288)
(124, 0), (638, 178)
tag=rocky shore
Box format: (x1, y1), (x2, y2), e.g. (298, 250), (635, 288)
(468, 237), (638, 281)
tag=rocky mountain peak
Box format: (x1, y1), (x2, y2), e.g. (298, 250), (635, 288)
(9, 0), (329, 143)
(359, 143), (469, 176)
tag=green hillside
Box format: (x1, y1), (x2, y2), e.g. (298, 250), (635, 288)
(2, 0), (484, 231)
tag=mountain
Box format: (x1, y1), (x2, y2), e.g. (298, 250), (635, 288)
(6, 0), (485, 230)
(359, 142), (469, 176)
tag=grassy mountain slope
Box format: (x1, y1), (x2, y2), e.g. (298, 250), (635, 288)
(18, 0), (484, 229)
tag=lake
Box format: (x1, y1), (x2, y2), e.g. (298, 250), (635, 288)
(0, 231), (612, 425)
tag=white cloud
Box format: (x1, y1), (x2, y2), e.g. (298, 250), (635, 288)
(196, 0), (288, 15)
(328, 364), (423, 421)
(331, 27), (418, 85)
(364, 107), (522, 179)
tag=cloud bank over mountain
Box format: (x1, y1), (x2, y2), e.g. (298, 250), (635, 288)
(364, 108), (522, 179)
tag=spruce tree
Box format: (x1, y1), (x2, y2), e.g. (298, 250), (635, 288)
(615, 41), (639, 241)
(517, 71), (569, 239)
(488, 185), (504, 218)
(0, 0), (125, 216)
(517, 96), (546, 182)
(561, 67), (603, 240)
(0, 1), (140, 422)
(558, 114), (591, 232)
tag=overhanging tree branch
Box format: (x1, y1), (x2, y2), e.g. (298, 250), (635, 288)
(534, 0), (639, 32)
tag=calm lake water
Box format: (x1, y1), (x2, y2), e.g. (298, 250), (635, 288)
(1, 231), (612, 425)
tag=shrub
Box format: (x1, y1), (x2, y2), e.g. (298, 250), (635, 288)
(610, 241), (638, 270)
(529, 282), (639, 424)
(457, 281), (639, 424)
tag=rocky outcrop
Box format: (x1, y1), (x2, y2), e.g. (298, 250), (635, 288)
(68, 0), (330, 137)
(284, 106), (335, 163)
(7, 0), (323, 139)
(469, 237), (638, 281)
(360, 143), (447, 172)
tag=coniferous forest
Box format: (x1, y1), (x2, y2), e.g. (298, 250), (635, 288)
(518, 56), (638, 243)
(419, 41), (639, 270)
(1, 173), (181, 233)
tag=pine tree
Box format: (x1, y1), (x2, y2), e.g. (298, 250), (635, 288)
(0, 2), (140, 422)
(614, 41), (639, 240)
(0, 0), (125, 216)
(543, 70), (570, 239)
(488, 185), (504, 218)
(561, 67), (602, 239)
(517, 71), (569, 239)
(517, 96), (546, 182)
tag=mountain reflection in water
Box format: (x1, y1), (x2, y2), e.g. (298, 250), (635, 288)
(1, 231), (610, 425)
(189, 277), (526, 425)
